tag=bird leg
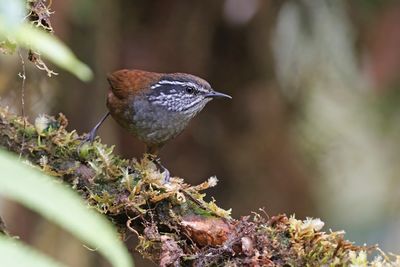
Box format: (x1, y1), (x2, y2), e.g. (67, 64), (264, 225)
(83, 112), (110, 143)
(146, 145), (170, 183)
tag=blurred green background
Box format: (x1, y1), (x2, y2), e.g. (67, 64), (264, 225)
(1, 0), (400, 266)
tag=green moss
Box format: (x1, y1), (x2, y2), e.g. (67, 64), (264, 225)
(1, 107), (399, 266)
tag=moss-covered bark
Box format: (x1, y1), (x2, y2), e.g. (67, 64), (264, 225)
(0, 107), (398, 266)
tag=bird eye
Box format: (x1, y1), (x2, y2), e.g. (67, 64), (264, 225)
(185, 86), (195, 94)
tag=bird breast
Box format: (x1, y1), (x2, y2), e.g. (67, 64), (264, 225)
(129, 96), (197, 145)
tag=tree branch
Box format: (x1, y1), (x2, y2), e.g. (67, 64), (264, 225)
(0, 106), (397, 266)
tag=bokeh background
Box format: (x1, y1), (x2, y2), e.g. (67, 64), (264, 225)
(1, 0), (400, 266)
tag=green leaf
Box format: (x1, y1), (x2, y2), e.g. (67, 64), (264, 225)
(0, 235), (68, 267)
(0, 150), (134, 267)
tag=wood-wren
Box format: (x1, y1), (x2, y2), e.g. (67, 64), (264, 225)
(86, 69), (231, 182)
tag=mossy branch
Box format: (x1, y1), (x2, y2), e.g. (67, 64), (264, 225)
(0, 106), (398, 266)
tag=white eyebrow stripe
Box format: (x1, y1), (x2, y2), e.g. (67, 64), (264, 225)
(150, 84), (162, 89)
(157, 80), (198, 87)
(152, 80), (211, 93)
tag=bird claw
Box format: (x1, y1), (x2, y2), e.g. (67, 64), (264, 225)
(160, 165), (170, 183)
(80, 112), (110, 144)
(149, 156), (171, 183)
(77, 130), (96, 153)
(83, 127), (97, 143)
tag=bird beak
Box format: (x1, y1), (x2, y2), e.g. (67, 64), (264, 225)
(204, 91), (232, 99)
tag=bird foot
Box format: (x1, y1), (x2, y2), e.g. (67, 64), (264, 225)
(82, 127), (97, 143)
(160, 166), (170, 183)
(77, 128), (98, 153)
(81, 112), (110, 144)
(147, 155), (170, 183)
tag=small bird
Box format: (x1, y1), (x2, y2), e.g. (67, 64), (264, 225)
(86, 69), (231, 182)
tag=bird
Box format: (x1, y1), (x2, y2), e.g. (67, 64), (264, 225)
(85, 69), (231, 182)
